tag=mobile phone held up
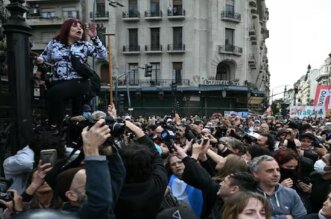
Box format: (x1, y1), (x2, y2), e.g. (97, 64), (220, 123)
(40, 149), (57, 166)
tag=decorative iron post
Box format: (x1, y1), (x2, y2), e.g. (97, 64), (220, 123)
(3, 0), (32, 153)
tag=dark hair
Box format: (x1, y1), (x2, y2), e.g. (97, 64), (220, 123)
(120, 143), (153, 183)
(54, 19), (87, 44)
(29, 131), (65, 166)
(260, 133), (275, 151)
(274, 148), (299, 166)
(228, 172), (258, 192)
(246, 144), (272, 160)
(222, 192), (271, 219)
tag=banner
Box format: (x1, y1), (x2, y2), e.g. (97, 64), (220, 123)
(224, 111), (249, 118)
(314, 85), (331, 117)
(289, 106), (325, 119)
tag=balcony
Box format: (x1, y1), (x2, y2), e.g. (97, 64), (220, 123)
(116, 79), (191, 87)
(144, 10), (162, 21)
(167, 44), (185, 53)
(251, 6), (258, 19)
(261, 27), (269, 39)
(27, 11), (79, 26)
(122, 10), (140, 22)
(218, 45), (242, 56)
(249, 0), (257, 7)
(221, 10), (241, 23)
(122, 45), (140, 55)
(145, 45), (162, 54)
(90, 11), (109, 21)
(167, 8), (185, 20)
(248, 54), (257, 69)
(249, 25), (257, 41)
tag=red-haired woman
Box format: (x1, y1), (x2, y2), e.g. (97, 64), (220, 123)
(37, 19), (107, 129)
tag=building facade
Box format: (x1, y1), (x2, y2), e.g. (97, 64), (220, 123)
(25, 0), (270, 116)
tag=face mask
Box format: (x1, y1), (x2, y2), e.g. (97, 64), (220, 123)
(280, 168), (297, 182)
(83, 112), (91, 120)
(314, 159), (327, 174)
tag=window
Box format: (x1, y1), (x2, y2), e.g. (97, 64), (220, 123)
(151, 28), (160, 50)
(173, 27), (183, 49)
(150, 0), (160, 16)
(172, 62), (182, 85)
(225, 0), (234, 13)
(225, 28), (234, 51)
(128, 63), (139, 85)
(63, 7), (77, 18)
(129, 0), (138, 17)
(40, 9), (56, 18)
(128, 28), (139, 51)
(173, 0), (183, 15)
(96, 0), (106, 17)
(216, 63), (230, 80)
(151, 62), (161, 83)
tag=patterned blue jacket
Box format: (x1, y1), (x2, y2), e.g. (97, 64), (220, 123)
(39, 36), (107, 81)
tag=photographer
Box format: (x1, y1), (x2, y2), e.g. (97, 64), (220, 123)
(53, 119), (125, 219)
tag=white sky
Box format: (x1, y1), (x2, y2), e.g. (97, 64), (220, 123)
(265, 0), (331, 94)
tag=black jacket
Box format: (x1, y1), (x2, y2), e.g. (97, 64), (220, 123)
(181, 156), (223, 219)
(115, 135), (168, 219)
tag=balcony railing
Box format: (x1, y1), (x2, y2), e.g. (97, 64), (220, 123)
(221, 10), (241, 23)
(145, 44), (162, 53)
(144, 10), (162, 20)
(167, 8), (185, 19)
(122, 45), (140, 54)
(116, 79), (191, 87)
(167, 44), (185, 53)
(122, 10), (140, 21)
(249, 0), (257, 7)
(218, 44), (242, 56)
(27, 10), (79, 26)
(248, 54), (257, 69)
(90, 11), (109, 20)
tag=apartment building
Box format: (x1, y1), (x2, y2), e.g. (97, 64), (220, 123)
(24, 0), (270, 116)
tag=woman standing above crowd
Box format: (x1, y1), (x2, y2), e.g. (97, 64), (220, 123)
(37, 19), (107, 129)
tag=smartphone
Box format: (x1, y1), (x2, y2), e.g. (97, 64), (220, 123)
(40, 149), (57, 166)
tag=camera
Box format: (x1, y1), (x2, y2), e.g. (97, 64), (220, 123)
(161, 129), (176, 152)
(0, 178), (13, 208)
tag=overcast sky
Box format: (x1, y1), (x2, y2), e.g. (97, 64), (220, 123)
(265, 0), (331, 94)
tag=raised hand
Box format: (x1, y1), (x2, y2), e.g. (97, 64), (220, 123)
(87, 22), (97, 38)
(82, 119), (111, 156)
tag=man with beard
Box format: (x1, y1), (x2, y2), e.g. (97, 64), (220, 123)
(250, 155), (307, 219)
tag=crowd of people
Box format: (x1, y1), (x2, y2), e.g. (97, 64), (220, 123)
(3, 18), (331, 219)
(1, 103), (331, 219)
